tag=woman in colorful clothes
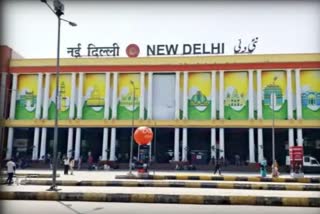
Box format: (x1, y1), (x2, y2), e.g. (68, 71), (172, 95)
(272, 160), (280, 178)
(260, 158), (267, 177)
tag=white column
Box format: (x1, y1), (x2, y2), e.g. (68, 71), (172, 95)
(248, 70), (255, 163)
(9, 74), (18, 119)
(219, 71), (225, 158)
(249, 128), (254, 163)
(32, 128), (40, 160)
(257, 70), (264, 162)
(183, 72), (188, 119)
(39, 73), (50, 160)
(139, 72), (145, 119)
(0, 72), (7, 118)
(110, 128), (116, 161)
(289, 128), (294, 148)
(74, 73), (84, 161)
(6, 128), (14, 160)
(182, 72), (188, 162)
(102, 72), (111, 161)
(219, 71), (224, 119)
(6, 73), (18, 160)
(174, 72), (180, 161)
(258, 128), (263, 162)
(66, 73), (76, 158)
(297, 129), (303, 146)
(147, 72), (153, 119)
(77, 73), (84, 119)
(102, 128), (109, 161)
(295, 69), (303, 146)
(219, 128), (225, 158)
(40, 128), (47, 160)
(182, 128), (188, 162)
(32, 73), (43, 160)
(211, 128), (216, 158)
(287, 69), (293, 119)
(74, 128), (81, 160)
(174, 128), (180, 161)
(67, 128), (73, 158)
(69, 72), (76, 119)
(175, 72), (180, 119)
(211, 71), (217, 158)
(248, 70), (254, 119)
(109, 73), (118, 160)
(286, 69), (294, 149)
(111, 72), (118, 119)
(104, 72), (111, 119)
(257, 70), (263, 118)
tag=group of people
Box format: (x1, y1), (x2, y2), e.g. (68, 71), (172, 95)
(259, 158), (280, 178)
(63, 156), (75, 175)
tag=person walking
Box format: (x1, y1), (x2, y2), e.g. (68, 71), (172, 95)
(272, 160), (280, 178)
(260, 157), (267, 177)
(214, 156), (224, 175)
(69, 157), (75, 175)
(63, 156), (69, 175)
(77, 156), (82, 170)
(6, 159), (16, 185)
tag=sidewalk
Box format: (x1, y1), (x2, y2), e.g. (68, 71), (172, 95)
(1, 169), (320, 207)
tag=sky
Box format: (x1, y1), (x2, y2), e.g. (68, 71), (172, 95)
(1, 0), (320, 58)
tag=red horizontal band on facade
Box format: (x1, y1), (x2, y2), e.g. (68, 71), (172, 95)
(9, 62), (320, 73)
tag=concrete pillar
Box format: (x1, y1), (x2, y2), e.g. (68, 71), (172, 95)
(67, 128), (73, 158)
(219, 128), (225, 158)
(257, 70), (264, 162)
(219, 71), (225, 158)
(39, 73), (50, 160)
(102, 128), (109, 161)
(111, 72), (118, 119)
(175, 72), (180, 119)
(74, 73), (84, 161)
(32, 73), (43, 160)
(295, 69), (303, 146)
(74, 128), (81, 161)
(147, 72), (153, 119)
(182, 128), (188, 162)
(66, 73), (76, 159)
(110, 128), (116, 161)
(0, 72), (8, 118)
(102, 72), (111, 161)
(286, 69), (294, 149)
(6, 73), (18, 160)
(183, 72), (188, 119)
(110, 73), (118, 160)
(139, 72), (145, 119)
(174, 128), (180, 161)
(248, 70), (255, 163)
(211, 71), (217, 158)
(258, 128), (263, 162)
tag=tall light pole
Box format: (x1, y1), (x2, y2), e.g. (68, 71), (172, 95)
(41, 0), (77, 191)
(128, 80), (136, 175)
(272, 76), (278, 165)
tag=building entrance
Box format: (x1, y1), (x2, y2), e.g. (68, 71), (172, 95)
(225, 128), (249, 165)
(81, 128), (103, 163)
(187, 128), (211, 164)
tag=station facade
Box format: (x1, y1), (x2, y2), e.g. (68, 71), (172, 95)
(1, 46), (320, 166)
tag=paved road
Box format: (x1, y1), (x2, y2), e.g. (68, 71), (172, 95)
(1, 200), (320, 214)
(6, 169), (320, 181)
(2, 185), (320, 197)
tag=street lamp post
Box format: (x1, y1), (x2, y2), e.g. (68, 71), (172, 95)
(41, 0), (76, 191)
(128, 80), (136, 175)
(272, 76), (278, 166)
